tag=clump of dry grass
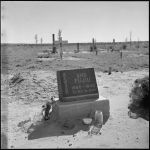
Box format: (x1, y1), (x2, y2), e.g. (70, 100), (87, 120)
(128, 76), (149, 121)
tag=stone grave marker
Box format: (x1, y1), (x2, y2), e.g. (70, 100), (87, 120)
(57, 68), (99, 102)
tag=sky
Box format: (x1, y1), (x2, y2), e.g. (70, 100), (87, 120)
(1, 1), (149, 43)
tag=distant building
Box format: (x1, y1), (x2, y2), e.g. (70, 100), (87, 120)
(55, 40), (68, 44)
(54, 37), (68, 44)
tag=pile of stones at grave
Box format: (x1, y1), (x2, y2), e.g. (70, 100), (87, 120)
(5, 72), (58, 103)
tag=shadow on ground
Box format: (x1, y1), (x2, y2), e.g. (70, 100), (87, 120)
(27, 108), (110, 140)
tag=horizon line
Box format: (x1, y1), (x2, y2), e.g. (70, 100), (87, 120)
(1, 40), (149, 45)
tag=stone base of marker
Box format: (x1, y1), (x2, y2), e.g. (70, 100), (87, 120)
(55, 95), (110, 123)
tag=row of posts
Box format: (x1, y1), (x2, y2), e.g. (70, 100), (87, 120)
(52, 34), (117, 54)
(52, 34), (122, 60)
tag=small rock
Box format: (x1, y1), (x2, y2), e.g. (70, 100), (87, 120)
(11, 146), (15, 148)
(69, 144), (72, 146)
(16, 64), (22, 67)
(103, 86), (109, 88)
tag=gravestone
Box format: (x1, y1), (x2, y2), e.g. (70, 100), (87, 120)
(57, 68), (99, 102)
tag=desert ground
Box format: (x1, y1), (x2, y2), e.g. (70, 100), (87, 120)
(1, 42), (149, 148)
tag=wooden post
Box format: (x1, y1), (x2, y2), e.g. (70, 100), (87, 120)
(92, 38), (95, 52)
(95, 39), (97, 55)
(108, 67), (111, 75)
(59, 37), (63, 60)
(121, 63), (123, 73)
(113, 39), (115, 47)
(120, 51), (123, 73)
(120, 51), (122, 58)
(77, 43), (79, 52)
(52, 34), (55, 53)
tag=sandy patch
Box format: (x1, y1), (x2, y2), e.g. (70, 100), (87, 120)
(62, 57), (86, 60)
(37, 58), (56, 61)
(63, 52), (74, 54)
(127, 54), (148, 57)
(37, 57), (86, 61)
(81, 51), (91, 53)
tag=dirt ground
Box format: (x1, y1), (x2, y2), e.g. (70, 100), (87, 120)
(1, 45), (149, 148)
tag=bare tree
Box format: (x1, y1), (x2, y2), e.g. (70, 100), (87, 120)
(41, 38), (43, 44)
(130, 31), (132, 47)
(138, 37), (140, 48)
(123, 37), (128, 50)
(35, 34), (38, 44)
(58, 29), (62, 40)
(125, 37), (128, 43)
(58, 29), (63, 60)
(125, 37), (128, 47)
(92, 38), (95, 51)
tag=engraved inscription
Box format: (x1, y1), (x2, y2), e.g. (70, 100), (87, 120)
(71, 83), (97, 94)
(74, 73), (91, 84)
(62, 73), (69, 94)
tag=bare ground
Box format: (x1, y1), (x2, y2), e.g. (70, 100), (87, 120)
(1, 45), (149, 148)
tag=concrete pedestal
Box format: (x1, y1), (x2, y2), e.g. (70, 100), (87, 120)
(56, 95), (110, 122)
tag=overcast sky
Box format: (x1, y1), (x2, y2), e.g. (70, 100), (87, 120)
(1, 1), (149, 43)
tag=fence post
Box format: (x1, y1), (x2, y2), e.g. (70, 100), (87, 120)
(59, 37), (63, 60)
(52, 34), (56, 53)
(77, 43), (79, 52)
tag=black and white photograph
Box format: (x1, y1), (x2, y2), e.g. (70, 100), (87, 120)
(1, 1), (149, 149)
